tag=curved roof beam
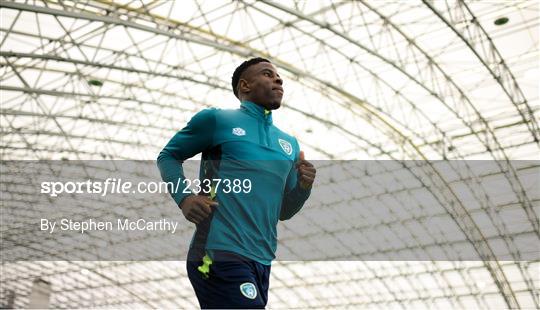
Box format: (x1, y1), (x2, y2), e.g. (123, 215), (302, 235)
(0, 52), (228, 90)
(355, 2), (538, 304)
(422, 0), (539, 144)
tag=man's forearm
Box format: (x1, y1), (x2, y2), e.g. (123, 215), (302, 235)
(279, 185), (311, 220)
(156, 153), (192, 207)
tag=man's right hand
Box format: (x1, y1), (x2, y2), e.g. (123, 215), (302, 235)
(179, 195), (218, 225)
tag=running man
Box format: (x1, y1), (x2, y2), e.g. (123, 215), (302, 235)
(157, 57), (316, 308)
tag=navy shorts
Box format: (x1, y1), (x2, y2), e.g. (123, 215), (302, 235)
(187, 249), (271, 309)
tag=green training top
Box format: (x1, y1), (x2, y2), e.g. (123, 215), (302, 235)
(157, 100), (311, 265)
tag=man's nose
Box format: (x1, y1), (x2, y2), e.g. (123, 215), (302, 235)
(275, 76), (283, 85)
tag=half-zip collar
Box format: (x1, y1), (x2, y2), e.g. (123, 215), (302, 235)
(241, 100), (273, 125)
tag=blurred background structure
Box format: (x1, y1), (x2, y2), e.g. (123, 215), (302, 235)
(1, 0), (539, 308)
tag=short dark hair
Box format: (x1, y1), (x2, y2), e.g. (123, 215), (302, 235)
(231, 57), (270, 98)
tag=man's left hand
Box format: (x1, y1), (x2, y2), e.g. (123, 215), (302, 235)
(296, 151), (316, 190)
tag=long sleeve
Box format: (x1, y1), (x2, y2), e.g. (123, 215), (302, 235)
(156, 108), (216, 207)
(279, 139), (311, 221)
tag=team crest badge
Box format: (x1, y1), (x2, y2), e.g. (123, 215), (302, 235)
(278, 138), (292, 155)
(240, 282), (257, 299)
(232, 127), (246, 136)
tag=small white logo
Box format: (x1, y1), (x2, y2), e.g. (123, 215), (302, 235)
(278, 138), (292, 155)
(232, 127), (246, 136)
(240, 282), (257, 299)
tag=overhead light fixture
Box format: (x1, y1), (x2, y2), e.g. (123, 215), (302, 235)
(88, 79), (104, 87)
(494, 17), (509, 26)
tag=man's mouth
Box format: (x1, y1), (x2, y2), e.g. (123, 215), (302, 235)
(272, 87), (284, 94)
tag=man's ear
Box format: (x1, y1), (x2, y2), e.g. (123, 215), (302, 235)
(238, 78), (250, 95)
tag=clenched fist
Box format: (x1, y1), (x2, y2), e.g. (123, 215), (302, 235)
(296, 151), (316, 190)
(179, 195), (219, 224)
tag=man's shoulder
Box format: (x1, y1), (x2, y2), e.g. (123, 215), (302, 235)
(190, 107), (237, 121)
(191, 107), (218, 120)
(208, 106), (251, 122)
(190, 107), (251, 130)
(195, 106), (245, 115)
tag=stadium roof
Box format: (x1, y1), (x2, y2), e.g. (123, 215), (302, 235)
(1, 0), (538, 308)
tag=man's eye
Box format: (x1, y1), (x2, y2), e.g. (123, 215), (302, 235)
(264, 72), (271, 77)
